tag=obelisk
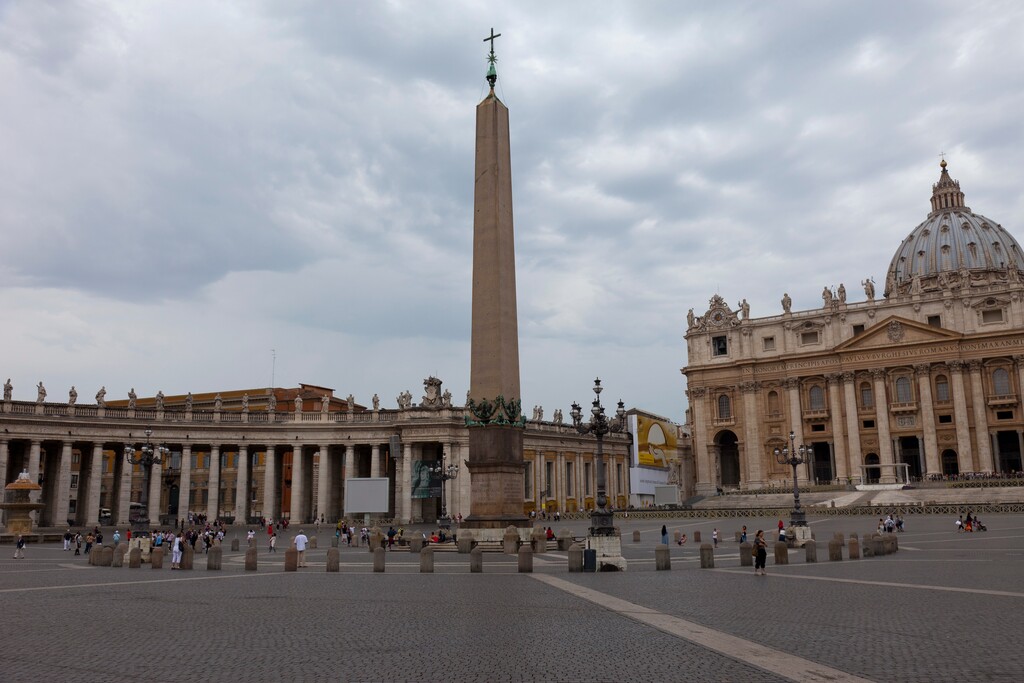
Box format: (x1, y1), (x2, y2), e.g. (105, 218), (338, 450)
(463, 29), (530, 529)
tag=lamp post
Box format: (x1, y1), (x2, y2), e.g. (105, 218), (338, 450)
(429, 454), (460, 529)
(571, 378), (626, 537)
(124, 427), (169, 536)
(773, 430), (810, 527)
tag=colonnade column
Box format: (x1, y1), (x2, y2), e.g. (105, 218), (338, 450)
(555, 450), (566, 512)
(207, 445), (221, 521)
(575, 452), (583, 509)
(262, 446), (277, 522)
(148, 455), (162, 525)
(1015, 356), (1024, 407)
(27, 441), (42, 519)
(948, 361), (975, 473)
(841, 372), (863, 482)
(400, 443), (413, 524)
(871, 369), (896, 483)
(116, 443), (132, 526)
(179, 445), (192, 522)
(688, 388), (714, 494)
(914, 364), (941, 475)
(85, 443), (103, 527)
(371, 444), (380, 478)
(235, 445), (249, 524)
(54, 441), (73, 527)
(784, 378), (807, 482)
(0, 440), (7, 521)
(315, 445), (329, 523)
(825, 374), (848, 483)
(740, 381), (763, 488)
(968, 360), (995, 473)
(290, 444), (304, 523)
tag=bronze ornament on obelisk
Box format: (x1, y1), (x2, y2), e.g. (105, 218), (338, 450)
(463, 29), (530, 529)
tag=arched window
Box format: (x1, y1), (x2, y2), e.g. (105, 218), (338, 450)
(767, 390), (780, 416)
(808, 385), (825, 410)
(934, 375), (950, 402)
(993, 368), (1011, 396)
(860, 382), (874, 408)
(895, 376), (912, 403)
(717, 394), (731, 420)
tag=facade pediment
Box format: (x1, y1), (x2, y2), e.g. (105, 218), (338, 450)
(834, 316), (960, 352)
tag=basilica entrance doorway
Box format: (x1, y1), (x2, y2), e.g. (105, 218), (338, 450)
(715, 431), (740, 489)
(898, 437), (922, 480)
(941, 449), (959, 476)
(995, 431), (1022, 473)
(811, 442), (832, 484)
(864, 453), (880, 484)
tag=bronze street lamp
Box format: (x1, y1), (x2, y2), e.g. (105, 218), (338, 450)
(773, 430), (810, 527)
(570, 378), (626, 536)
(124, 427), (169, 535)
(429, 455), (460, 529)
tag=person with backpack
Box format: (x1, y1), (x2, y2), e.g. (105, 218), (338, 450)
(13, 534), (26, 559)
(753, 530), (768, 576)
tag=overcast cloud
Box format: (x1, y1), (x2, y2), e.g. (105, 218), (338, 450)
(2, 1), (1023, 421)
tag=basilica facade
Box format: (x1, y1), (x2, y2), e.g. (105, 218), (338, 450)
(684, 162), (1024, 494)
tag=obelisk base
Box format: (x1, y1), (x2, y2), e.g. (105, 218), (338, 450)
(463, 427), (531, 530)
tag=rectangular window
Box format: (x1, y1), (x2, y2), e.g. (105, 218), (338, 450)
(862, 419), (875, 429)
(811, 424), (825, 432)
(221, 453), (229, 469)
(252, 453), (260, 467)
(69, 499), (77, 514)
(584, 462), (592, 496)
(982, 309), (1004, 324)
(938, 414), (953, 424)
(524, 462), (532, 499)
(927, 315), (941, 327)
(801, 331), (820, 345)
(202, 489), (208, 504)
(762, 336), (776, 351)
(191, 454), (199, 470)
(996, 410), (1014, 420)
(71, 453), (80, 464)
(565, 461), (574, 497)
(712, 336), (728, 356)
(70, 474), (79, 489)
(544, 460), (554, 498)
(616, 463), (623, 493)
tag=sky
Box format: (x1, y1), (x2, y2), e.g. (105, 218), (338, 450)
(2, 1), (1024, 423)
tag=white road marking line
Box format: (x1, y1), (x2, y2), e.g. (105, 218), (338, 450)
(531, 574), (875, 683)
(713, 568), (1024, 598)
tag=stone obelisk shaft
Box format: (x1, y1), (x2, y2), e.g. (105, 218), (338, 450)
(464, 89), (529, 529)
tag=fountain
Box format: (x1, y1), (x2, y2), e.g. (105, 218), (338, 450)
(2, 469), (45, 536)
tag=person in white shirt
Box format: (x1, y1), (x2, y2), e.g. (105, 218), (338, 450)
(294, 530), (309, 567)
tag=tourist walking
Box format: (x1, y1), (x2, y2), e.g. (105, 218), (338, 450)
(753, 530), (768, 575)
(74, 532), (82, 555)
(712, 528), (719, 548)
(63, 529), (72, 551)
(171, 534), (185, 569)
(269, 533), (277, 552)
(112, 529), (121, 546)
(294, 530), (309, 567)
(661, 525), (669, 545)
(13, 534), (26, 559)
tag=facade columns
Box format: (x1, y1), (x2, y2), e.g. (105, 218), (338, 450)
(740, 381), (764, 489)
(841, 373), (863, 482)
(148, 455), (162, 524)
(688, 388), (714, 494)
(207, 445), (221, 521)
(555, 450), (566, 511)
(825, 374), (849, 483)
(948, 361), (974, 473)
(85, 443), (103, 527)
(290, 445), (304, 523)
(235, 445), (249, 523)
(968, 360), (995, 473)
(116, 442), (132, 525)
(400, 443), (413, 524)
(344, 445), (355, 481)
(179, 444), (192, 521)
(262, 445), (277, 522)
(871, 369), (896, 483)
(371, 444), (381, 478)
(27, 440), (42, 513)
(915, 364), (941, 475)
(54, 441), (73, 527)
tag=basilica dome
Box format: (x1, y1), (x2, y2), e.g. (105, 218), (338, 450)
(884, 161), (1024, 297)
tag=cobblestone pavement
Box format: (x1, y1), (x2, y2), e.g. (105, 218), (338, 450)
(1, 513), (1021, 682)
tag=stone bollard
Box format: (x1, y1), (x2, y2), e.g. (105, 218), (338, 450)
(739, 541), (753, 567)
(557, 536), (573, 551)
(89, 547), (99, 566)
(231, 538), (240, 552)
(457, 534), (474, 554)
(503, 526), (520, 554)
(326, 547), (339, 572)
(151, 547), (164, 569)
(804, 539), (817, 563)
(128, 547), (142, 569)
(470, 546), (484, 573)
(331, 536), (339, 548)
(531, 527), (547, 554)
(773, 541), (789, 565)
(245, 546), (258, 571)
(863, 540), (874, 557)
(309, 536), (318, 549)
(518, 545), (534, 573)
(891, 534), (899, 552)
(420, 547), (434, 573)
(113, 542), (128, 568)
(409, 537), (424, 554)
(207, 546), (222, 570)
(735, 530), (742, 543)
(699, 543), (714, 569)
(284, 547), (298, 571)
(834, 532), (845, 546)
(632, 529), (641, 543)
(871, 534), (884, 557)
(848, 537), (861, 560)
(673, 531), (681, 544)
(883, 536), (896, 555)
(98, 546), (113, 567)
(828, 539), (843, 561)
(369, 528), (383, 552)
(568, 544), (584, 572)
(180, 545), (194, 570)
(655, 544), (671, 571)
(694, 531), (702, 543)
(373, 547), (386, 573)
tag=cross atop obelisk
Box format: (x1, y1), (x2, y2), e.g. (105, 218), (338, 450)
(483, 28), (501, 89)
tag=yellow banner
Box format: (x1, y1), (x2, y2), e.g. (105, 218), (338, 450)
(636, 414), (675, 470)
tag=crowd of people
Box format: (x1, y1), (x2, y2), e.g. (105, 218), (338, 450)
(955, 512), (987, 532)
